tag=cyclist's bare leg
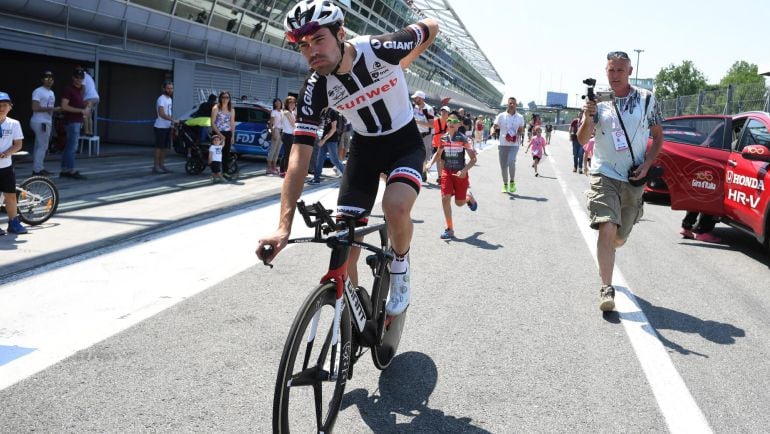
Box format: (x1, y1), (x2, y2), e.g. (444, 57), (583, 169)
(382, 182), (417, 256)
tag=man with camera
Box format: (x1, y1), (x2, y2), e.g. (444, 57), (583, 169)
(577, 51), (663, 312)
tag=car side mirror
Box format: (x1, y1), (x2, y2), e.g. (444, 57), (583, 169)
(741, 144), (770, 162)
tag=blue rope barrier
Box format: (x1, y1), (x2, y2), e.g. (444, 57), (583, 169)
(96, 117), (155, 124)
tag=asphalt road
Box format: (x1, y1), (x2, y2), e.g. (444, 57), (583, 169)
(2, 133), (769, 433)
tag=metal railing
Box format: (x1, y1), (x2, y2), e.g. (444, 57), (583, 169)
(658, 82), (770, 118)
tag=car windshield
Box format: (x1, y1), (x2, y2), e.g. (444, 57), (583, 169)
(662, 118), (728, 149)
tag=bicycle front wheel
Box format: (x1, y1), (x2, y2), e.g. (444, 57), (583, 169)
(273, 282), (352, 433)
(17, 176), (59, 225)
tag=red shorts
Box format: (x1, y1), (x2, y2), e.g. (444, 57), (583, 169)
(440, 170), (470, 199)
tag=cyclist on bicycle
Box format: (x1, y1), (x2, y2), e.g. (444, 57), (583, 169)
(256, 0), (438, 316)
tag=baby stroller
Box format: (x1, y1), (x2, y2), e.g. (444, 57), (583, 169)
(175, 119), (209, 175)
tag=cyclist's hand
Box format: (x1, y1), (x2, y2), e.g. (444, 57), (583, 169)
(256, 230), (289, 265)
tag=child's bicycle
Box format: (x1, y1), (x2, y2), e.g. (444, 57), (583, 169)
(260, 201), (407, 433)
(0, 152), (59, 225)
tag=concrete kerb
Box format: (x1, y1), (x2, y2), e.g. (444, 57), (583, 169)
(0, 182), (284, 284)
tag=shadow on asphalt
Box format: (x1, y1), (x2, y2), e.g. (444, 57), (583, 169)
(508, 194), (547, 202)
(677, 227), (770, 268)
(634, 295), (746, 357)
(341, 351), (491, 433)
(52, 214), (170, 226)
(452, 232), (503, 250)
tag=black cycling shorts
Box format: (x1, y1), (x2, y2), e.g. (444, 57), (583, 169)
(336, 119), (425, 220)
(0, 166), (16, 194)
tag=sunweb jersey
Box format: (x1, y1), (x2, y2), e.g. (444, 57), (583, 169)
(294, 22), (430, 146)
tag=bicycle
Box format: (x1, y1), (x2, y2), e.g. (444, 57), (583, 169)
(0, 152), (59, 226)
(260, 201), (407, 433)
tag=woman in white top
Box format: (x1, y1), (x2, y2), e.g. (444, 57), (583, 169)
(211, 91), (236, 176)
(267, 98), (283, 175)
(278, 96), (296, 177)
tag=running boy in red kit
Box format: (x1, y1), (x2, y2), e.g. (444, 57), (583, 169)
(425, 110), (478, 240)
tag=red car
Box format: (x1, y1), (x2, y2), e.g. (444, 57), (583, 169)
(648, 112), (770, 249)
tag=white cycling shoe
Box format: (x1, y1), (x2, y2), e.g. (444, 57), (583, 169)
(385, 269), (411, 316)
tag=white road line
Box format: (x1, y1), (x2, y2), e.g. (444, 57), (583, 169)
(0, 184), (383, 391)
(547, 152), (712, 434)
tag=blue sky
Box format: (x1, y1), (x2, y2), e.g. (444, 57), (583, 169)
(448, 0), (770, 107)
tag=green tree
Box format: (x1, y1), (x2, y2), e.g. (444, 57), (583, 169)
(654, 60), (708, 99)
(720, 61), (768, 112)
(719, 61), (765, 86)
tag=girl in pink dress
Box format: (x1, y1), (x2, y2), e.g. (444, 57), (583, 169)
(525, 126), (548, 176)
(582, 131), (595, 175)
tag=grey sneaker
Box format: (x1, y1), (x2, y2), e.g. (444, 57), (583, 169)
(385, 268), (411, 316)
(599, 285), (616, 312)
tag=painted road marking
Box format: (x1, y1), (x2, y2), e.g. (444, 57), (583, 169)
(547, 151), (712, 434)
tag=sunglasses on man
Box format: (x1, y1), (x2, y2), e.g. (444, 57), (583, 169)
(446, 119), (461, 124)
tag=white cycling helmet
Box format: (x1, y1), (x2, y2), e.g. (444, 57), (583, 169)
(284, 0), (344, 42)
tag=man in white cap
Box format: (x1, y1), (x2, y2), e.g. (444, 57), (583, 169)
(412, 90), (434, 182)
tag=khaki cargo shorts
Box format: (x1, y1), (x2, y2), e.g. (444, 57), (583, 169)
(586, 174), (645, 241)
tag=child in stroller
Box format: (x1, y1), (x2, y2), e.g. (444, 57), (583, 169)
(175, 118), (209, 175)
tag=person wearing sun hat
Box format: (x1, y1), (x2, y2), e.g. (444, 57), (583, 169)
(411, 90), (434, 180)
(429, 105), (451, 182)
(0, 91), (29, 235)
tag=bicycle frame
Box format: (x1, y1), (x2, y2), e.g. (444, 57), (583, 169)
(285, 202), (393, 348)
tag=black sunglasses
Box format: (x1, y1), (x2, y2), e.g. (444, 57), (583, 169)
(607, 51), (630, 60)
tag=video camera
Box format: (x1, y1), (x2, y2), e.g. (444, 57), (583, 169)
(581, 78), (614, 103)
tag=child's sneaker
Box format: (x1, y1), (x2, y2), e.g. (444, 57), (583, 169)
(502, 183), (508, 193)
(508, 181), (517, 193)
(7, 216), (28, 234)
(440, 228), (454, 240)
(467, 196), (478, 212)
(0, 227), (5, 236)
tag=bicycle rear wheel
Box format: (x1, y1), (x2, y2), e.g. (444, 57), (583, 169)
(371, 270), (407, 370)
(16, 176), (59, 225)
(273, 282), (352, 433)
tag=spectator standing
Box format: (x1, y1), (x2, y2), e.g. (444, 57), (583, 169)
(430, 106), (450, 182)
(30, 70), (57, 176)
(337, 113), (352, 162)
(60, 68), (89, 179)
(152, 81), (176, 174)
(81, 68), (100, 136)
(544, 122), (553, 144)
(578, 50), (663, 312)
(267, 97), (283, 175)
(680, 212), (721, 243)
(208, 134), (225, 183)
(211, 91), (236, 178)
(570, 112), (584, 173)
(525, 126), (548, 176)
(493, 96), (525, 193)
(411, 90), (434, 180)
(473, 115), (485, 146)
(278, 95), (296, 177)
(309, 108), (346, 184)
(0, 91), (28, 235)
(425, 110), (477, 240)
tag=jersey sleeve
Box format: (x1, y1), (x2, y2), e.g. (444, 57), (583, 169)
(294, 72), (328, 146)
(12, 120), (24, 140)
(369, 22), (430, 65)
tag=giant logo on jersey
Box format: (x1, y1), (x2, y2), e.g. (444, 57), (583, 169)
(370, 38), (414, 51)
(302, 73), (320, 117)
(335, 77), (399, 111)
